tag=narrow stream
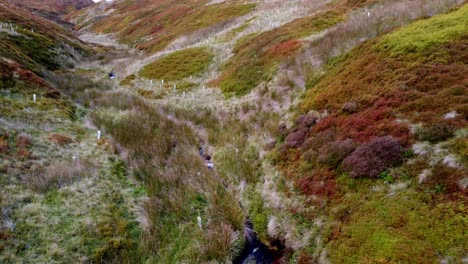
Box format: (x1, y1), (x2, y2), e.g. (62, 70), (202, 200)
(233, 218), (279, 264)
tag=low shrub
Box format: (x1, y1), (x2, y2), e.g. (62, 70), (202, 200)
(48, 133), (73, 145)
(342, 102), (358, 113)
(318, 139), (356, 168)
(296, 169), (337, 197)
(285, 129), (307, 149)
(343, 136), (403, 178)
(415, 123), (454, 143)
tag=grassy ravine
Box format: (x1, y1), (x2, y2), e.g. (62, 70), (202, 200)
(90, 92), (246, 263)
(139, 47), (213, 81)
(274, 5), (468, 262)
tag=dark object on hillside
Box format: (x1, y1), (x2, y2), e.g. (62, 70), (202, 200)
(199, 146), (205, 157)
(108, 71), (115, 79)
(342, 102), (358, 113)
(295, 113), (317, 130)
(199, 146), (214, 169)
(343, 136), (403, 178)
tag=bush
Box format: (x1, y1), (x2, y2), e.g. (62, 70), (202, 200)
(318, 139), (356, 168)
(285, 129), (307, 148)
(295, 113), (317, 131)
(416, 123), (454, 143)
(342, 102), (358, 113)
(343, 136), (403, 178)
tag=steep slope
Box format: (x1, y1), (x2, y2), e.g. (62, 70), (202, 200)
(69, 0), (257, 53)
(9, 0), (93, 23)
(0, 0), (90, 73)
(273, 5), (467, 262)
(0, 2), (145, 263)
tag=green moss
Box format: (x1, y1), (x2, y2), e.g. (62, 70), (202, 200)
(139, 47), (213, 81)
(328, 185), (467, 263)
(379, 5), (468, 58)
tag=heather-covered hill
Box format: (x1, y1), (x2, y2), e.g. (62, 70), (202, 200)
(69, 0), (257, 53)
(9, 0), (93, 22)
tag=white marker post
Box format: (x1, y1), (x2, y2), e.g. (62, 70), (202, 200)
(197, 215), (202, 230)
(97, 130), (101, 140)
(183, 91), (186, 97)
(236, 148), (239, 156)
(33, 94), (36, 102)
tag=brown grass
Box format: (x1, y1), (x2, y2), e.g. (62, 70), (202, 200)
(23, 159), (96, 193)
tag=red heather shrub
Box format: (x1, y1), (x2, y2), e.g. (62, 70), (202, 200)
(312, 116), (337, 133)
(295, 113), (317, 131)
(318, 139), (356, 168)
(343, 136), (403, 178)
(285, 129), (307, 148)
(265, 39), (302, 59)
(296, 169), (337, 197)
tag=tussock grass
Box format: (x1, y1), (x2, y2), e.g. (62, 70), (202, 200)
(91, 92), (246, 262)
(23, 159), (96, 193)
(139, 47), (213, 81)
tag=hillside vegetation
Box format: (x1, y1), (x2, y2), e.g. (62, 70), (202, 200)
(1, 0), (467, 263)
(273, 4), (467, 262)
(70, 0), (256, 53)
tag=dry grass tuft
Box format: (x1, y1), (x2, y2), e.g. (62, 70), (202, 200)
(23, 159), (97, 193)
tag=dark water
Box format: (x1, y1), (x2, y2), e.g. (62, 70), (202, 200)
(233, 218), (282, 264)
